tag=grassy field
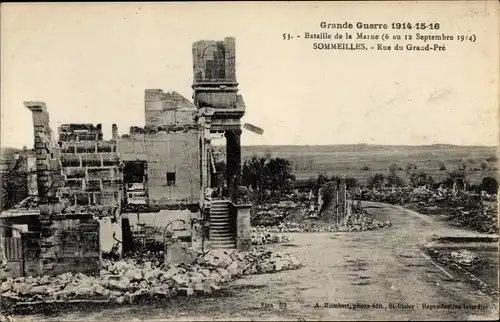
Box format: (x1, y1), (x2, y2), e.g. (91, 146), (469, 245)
(237, 144), (498, 185)
(3, 144), (498, 186)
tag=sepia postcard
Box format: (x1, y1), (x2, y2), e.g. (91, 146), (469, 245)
(0, 1), (499, 321)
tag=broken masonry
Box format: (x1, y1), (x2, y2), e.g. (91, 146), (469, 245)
(9, 37), (252, 278)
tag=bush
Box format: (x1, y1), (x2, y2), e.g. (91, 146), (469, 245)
(480, 160), (490, 171)
(438, 161), (447, 171)
(481, 177), (498, 195)
(388, 163), (399, 175)
(367, 173), (385, 189)
(320, 181), (337, 209)
(387, 174), (405, 187)
(408, 170), (434, 187)
(361, 165), (371, 171)
(345, 177), (358, 190)
(405, 162), (418, 175)
(467, 184), (481, 193)
(447, 169), (466, 179)
(457, 159), (468, 172)
(329, 175), (341, 183)
(486, 155), (498, 162)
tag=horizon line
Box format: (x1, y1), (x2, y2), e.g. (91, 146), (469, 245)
(1, 142), (497, 151)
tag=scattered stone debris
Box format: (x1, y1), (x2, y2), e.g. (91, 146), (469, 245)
(0, 249), (302, 310)
(0, 312), (13, 322)
(358, 187), (498, 233)
(253, 222), (338, 233)
(426, 248), (498, 296)
(251, 228), (293, 245)
(251, 204), (391, 233)
(342, 211), (392, 232)
(449, 250), (480, 267)
(250, 201), (307, 227)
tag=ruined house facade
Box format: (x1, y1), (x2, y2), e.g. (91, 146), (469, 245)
(118, 37), (251, 251)
(58, 123), (122, 215)
(118, 90), (200, 210)
(57, 123), (123, 257)
(2, 37), (251, 278)
(21, 102), (104, 277)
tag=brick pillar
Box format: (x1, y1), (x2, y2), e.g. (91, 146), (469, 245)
(225, 129), (241, 202)
(25, 101), (66, 275)
(25, 101), (63, 204)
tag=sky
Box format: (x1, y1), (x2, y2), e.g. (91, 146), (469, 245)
(1, 1), (499, 149)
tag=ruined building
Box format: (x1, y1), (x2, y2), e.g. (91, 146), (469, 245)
(118, 90), (199, 210)
(1, 37), (251, 278)
(118, 37), (250, 250)
(23, 103), (121, 276)
(192, 38), (251, 250)
(57, 123), (123, 256)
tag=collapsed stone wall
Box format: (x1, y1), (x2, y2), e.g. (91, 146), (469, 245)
(118, 90), (201, 210)
(58, 124), (122, 217)
(144, 90), (197, 127)
(39, 217), (101, 276)
(58, 123), (124, 256)
(24, 102), (104, 276)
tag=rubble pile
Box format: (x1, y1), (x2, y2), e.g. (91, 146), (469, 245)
(356, 187), (430, 205)
(449, 250), (480, 267)
(341, 211), (392, 232)
(356, 187), (477, 205)
(0, 249), (302, 307)
(255, 222), (338, 233)
(427, 248), (498, 296)
(0, 312), (13, 322)
(252, 210), (391, 233)
(444, 205), (498, 233)
(357, 187), (498, 233)
(193, 249), (302, 275)
(250, 201), (310, 227)
(251, 228), (293, 245)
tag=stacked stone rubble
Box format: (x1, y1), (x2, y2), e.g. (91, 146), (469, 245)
(24, 102), (102, 276)
(0, 248), (303, 306)
(58, 123), (122, 217)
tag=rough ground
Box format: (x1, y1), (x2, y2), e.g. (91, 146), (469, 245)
(11, 202), (499, 321)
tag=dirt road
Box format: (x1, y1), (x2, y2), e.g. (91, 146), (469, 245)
(13, 202), (499, 321)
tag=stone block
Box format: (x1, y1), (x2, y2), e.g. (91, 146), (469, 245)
(165, 242), (198, 264)
(237, 237), (251, 252)
(235, 204), (251, 239)
(195, 92), (237, 109)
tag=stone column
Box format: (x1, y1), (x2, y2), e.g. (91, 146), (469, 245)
(199, 116), (212, 207)
(225, 129), (241, 202)
(234, 203), (251, 251)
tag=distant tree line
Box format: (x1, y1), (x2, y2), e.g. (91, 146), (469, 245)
(365, 161), (498, 194)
